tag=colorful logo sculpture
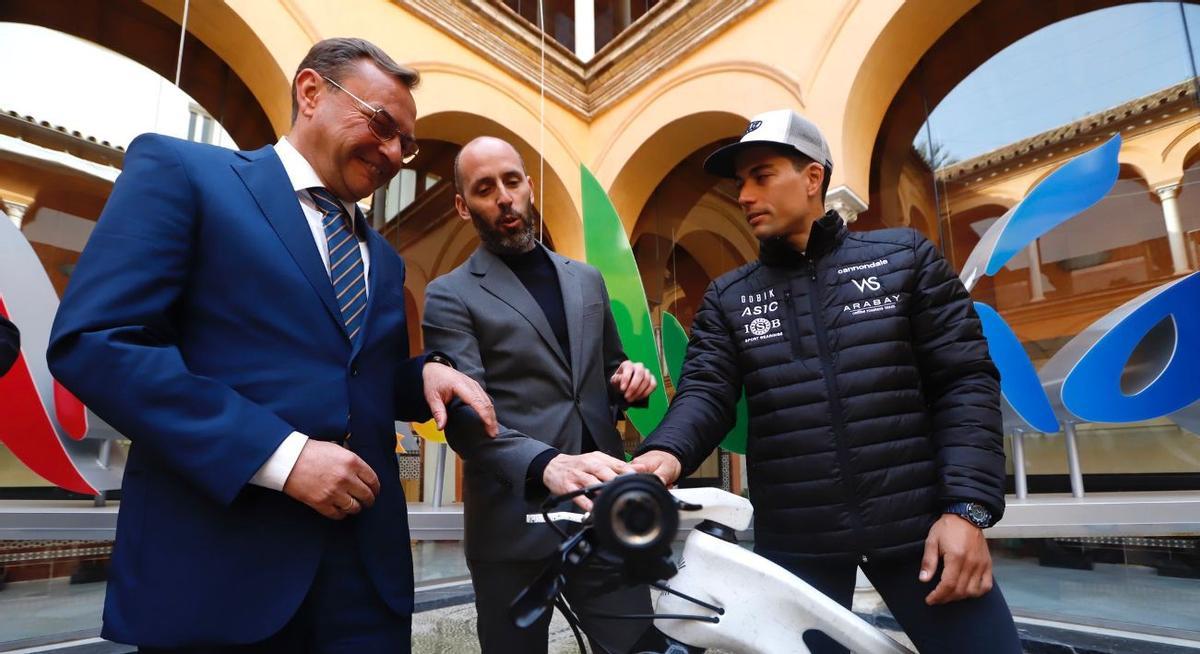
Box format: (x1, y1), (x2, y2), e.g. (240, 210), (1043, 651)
(0, 216), (121, 494)
(959, 134), (1200, 435)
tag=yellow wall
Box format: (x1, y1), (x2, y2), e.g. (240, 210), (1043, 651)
(129, 0), (990, 257)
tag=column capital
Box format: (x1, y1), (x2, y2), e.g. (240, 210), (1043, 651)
(826, 185), (868, 224)
(1, 201), (27, 228)
(1155, 183), (1182, 201)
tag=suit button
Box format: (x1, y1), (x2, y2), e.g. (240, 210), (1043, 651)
(351, 367), (359, 377)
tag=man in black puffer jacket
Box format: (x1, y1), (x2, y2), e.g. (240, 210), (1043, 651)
(632, 110), (1021, 654)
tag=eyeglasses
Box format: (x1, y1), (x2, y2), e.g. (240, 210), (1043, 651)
(322, 75), (420, 164)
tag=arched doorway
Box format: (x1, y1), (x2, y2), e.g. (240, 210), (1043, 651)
(0, 0), (279, 148)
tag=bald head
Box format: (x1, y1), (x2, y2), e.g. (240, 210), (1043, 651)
(453, 136), (527, 195)
(452, 135), (538, 255)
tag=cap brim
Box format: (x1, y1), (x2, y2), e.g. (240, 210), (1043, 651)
(703, 140), (822, 178)
(702, 140), (758, 178)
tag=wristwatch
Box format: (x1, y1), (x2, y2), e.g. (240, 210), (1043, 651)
(944, 502), (992, 529)
(425, 351), (456, 369)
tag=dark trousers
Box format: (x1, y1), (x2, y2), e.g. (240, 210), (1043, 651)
(756, 548), (1022, 654)
(468, 557), (653, 654)
(141, 523), (410, 654)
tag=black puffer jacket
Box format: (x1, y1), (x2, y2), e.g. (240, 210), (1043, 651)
(642, 212), (1005, 562)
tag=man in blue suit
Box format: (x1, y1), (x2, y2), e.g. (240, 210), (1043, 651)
(48, 38), (497, 653)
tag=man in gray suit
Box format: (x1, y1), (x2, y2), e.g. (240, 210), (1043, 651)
(423, 136), (656, 653)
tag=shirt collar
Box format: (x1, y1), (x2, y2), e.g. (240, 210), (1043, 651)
(275, 136), (357, 217)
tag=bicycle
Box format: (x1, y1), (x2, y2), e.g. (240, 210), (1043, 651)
(513, 473), (913, 654)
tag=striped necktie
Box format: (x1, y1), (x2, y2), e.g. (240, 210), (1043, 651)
(308, 188), (367, 344)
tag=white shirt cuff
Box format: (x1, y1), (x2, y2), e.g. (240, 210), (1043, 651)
(249, 431), (308, 491)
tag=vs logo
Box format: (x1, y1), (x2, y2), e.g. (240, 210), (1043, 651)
(0, 216), (121, 494)
(851, 276), (881, 293)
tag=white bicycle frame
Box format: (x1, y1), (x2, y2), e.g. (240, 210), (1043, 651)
(530, 486), (913, 654)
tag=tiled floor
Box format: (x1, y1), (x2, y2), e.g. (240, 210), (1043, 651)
(0, 541), (475, 648)
(1, 541), (1198, 650)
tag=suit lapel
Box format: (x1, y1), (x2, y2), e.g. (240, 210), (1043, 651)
(551, 252), (583, 390)
(351, 222), (386, 359)
(471, 246), (569, 369)
(231, 146), (343, 334)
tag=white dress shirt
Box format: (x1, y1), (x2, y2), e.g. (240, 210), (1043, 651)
(249, 137), (373, 491)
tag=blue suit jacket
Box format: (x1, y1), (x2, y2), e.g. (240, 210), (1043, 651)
(48, 134), (430, 647)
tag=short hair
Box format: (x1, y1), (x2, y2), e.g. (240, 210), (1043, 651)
(291, 38), (420, 123)
(452, 138), (529, 195)
(784, 148), (832, 202)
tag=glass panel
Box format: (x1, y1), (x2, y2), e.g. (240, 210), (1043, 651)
(902, 0), (1200, 559)
(501, 0), (575, 51)
(384, 173), (402, 222)
(991, 537), (1200, 636)
(594, 0), (660, 51)
(0, 540), (109, 646)
(200, 115), (214, 145)
(399, 168), (417, 212)
(903, 3), (1200, 496)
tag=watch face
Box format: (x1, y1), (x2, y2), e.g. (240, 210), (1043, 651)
(967, 504), (991, 526)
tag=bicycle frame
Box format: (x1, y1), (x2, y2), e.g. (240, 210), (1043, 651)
(657, 488), (910, 653)
(520, 480), (913, 654)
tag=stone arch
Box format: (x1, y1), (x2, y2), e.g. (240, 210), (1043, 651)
(605, 111), (748, 238)
(1171, 126), (1200, 176)
(598, 59), (810, 236)
(0, 0), (283, 148)
(413, 102), (581, 258)
(836, 1), (1191, 231)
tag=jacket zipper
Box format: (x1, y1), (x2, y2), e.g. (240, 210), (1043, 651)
(805, 262), (866, 554)
(782, 286), (804, 358)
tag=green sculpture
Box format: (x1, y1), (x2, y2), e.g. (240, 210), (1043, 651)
(581, 165), (747, 453)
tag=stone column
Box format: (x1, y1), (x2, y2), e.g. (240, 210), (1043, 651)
(1011, 429), (1028, 499)
(1155, 184), (1190, 275)
(1027, 240), (1045, 301)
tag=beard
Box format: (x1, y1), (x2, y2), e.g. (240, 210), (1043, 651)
(471, 200), (540, 255)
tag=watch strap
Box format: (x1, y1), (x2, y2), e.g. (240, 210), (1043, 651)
(425, 351), (456, 369)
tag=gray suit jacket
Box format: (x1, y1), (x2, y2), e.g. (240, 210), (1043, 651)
(422, 244), (629, 561)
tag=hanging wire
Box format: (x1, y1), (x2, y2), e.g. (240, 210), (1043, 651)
(1179, 1), (1200, 101)
(174, 0), (191, 87)
(537, 0), (546, 243)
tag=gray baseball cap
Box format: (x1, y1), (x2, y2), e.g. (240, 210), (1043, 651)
(703, 109), (833, 178)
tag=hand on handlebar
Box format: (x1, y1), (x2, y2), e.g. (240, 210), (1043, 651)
(543, 452), (634, 511)
(630, 450), (682, 487)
